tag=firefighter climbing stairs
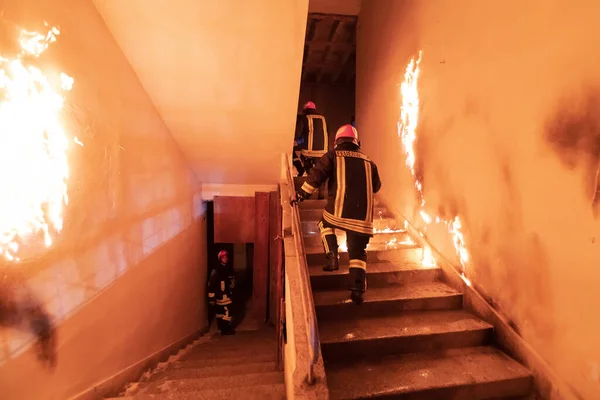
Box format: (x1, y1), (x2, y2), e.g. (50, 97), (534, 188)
(296, 176), (536, 399)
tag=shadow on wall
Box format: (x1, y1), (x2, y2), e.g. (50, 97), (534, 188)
(0, 276), (55, 368)
(545, 90), (600, 216)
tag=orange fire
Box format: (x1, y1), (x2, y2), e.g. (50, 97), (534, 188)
(0, 25), (77, 262)
(398, 51), (470, 285)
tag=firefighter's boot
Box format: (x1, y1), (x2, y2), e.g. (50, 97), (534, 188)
(323, 252), (340, 272)
(349, 265), (367, 305)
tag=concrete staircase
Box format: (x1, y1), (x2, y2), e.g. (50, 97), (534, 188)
(295, 178), (535, 399)
(109, 330), (284, 400)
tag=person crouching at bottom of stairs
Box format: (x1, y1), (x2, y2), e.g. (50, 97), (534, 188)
(292, 124), (381, 305)
(208, 250), (236, 335)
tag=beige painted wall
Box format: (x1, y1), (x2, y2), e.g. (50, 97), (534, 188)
(0, 1), (207, 399)
(93, 0), (309, 186)
(357, 1), (600, 399)
(298, 84), (355, 149)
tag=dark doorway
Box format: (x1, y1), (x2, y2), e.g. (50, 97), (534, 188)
(298, 13), (357, 143)
(205, 201), (256, 331)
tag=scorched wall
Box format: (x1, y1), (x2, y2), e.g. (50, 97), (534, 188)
(357, 1), (600, 399)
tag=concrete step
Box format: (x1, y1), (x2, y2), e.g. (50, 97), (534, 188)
(309, 262), (440, 291)
(324, 346), (533, 400)
(179, 331), (276, 362)
(181, 343), (276, 362)
(148, 360), (277, 381)
(300, 206), (391, 221)
(140, 371), (284, 395)
(319, 310), (493, 360)
(305, 243), (423, 266)
(302, 216), (401, 234)
(115, 382), (286, 399)
(303, 229), (411, 248)
(172, 352), (276, 368)
(314, 282), (463, 320)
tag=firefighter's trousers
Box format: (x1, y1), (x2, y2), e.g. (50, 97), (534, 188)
(215, 303), (233, 331)
(318, 218), (370, 292)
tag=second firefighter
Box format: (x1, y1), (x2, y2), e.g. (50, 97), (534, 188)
(208, 250), (236, 335)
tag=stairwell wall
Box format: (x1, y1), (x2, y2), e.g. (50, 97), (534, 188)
(0, 1), (207, 399)
(356, 1), (600, 399)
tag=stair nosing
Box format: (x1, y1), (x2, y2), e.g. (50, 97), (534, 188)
(305, 243), (421, 254)
(313, 282), (463, 307)
(309, 261), (439, 277)
(319, 310), (494, 345)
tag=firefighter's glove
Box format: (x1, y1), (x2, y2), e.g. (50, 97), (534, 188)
(290, 190), (307, 206)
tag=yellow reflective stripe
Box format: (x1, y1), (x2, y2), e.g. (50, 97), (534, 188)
(323, 211), (373, 235)
(335, 150), (369, 160)
(308, 115), (314, 151)
(321, 235), (330, 253)
(208, 293), (215, 298)
(322, 117), (329, 152)
(300, 149), (327, 157)
(318, 221), (334, 235)
(335, 156), (346, 217)
(318, 221), (334, 252)
(349, 259), (367, 270)
(301, 181), (318, 194)
(324, 210), (373, 230)
(365, 161), (373, 222)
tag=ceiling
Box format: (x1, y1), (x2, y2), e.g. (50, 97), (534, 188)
(308, 0), (361, 16)
(301, 13), (357, 86)
(93, 0), (309, 185)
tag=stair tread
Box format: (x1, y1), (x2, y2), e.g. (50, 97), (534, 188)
(319, 309), (493, 344)
(181, 331), (276, 361)
(174, 353), (276, 368)
(313, 282), (461, 307)
(309, 261), (436, 277)
(325, 346), (532, 399)
(151, 360), (277, 380)
(305, 242), (421, 254)
(125, 382), (286, 399)
(141, 371), (284, 394)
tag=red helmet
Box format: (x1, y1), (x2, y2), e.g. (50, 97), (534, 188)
(217, 250), (228, 261)
(303, 101), (316, 111)
(334, 124), (359, 145)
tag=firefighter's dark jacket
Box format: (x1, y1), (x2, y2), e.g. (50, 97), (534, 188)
(207, 265), (234, 307)
(300, 142), (382, 236)
(295, 108), (329, 158)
